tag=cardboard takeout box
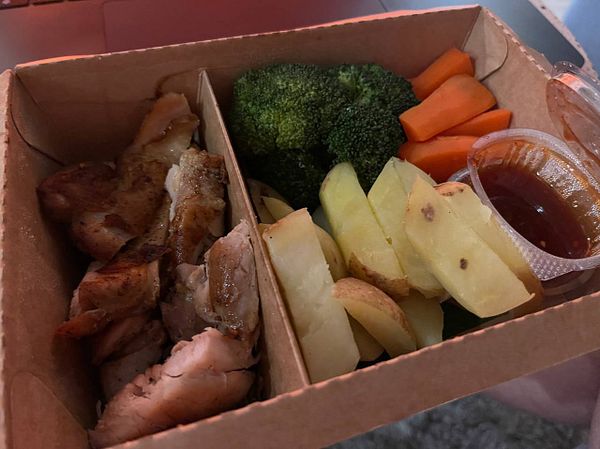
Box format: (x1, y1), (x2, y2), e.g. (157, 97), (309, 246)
(1, 5), (600, 449)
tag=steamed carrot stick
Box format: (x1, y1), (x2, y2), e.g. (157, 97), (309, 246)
(399, 75), (496, 142)
(411, 48), (474, 100)
(441, 109), (512, 137)
(398, 135), (478, 183)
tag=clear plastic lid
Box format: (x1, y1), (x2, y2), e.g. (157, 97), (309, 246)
(464, 62), (600, 281)
(547, 61), (600, 167)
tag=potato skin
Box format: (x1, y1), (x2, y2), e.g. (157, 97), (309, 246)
(348, 316), (384, 362)
(332, 277), (416, 357)
(348, 254), (409, 300)
(320, 162), (408, 301)
(367, 158), (444, 298)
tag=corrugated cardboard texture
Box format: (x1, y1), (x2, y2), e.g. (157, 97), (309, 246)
(0, 70), (12, 449)
(3, 7), (600, 449)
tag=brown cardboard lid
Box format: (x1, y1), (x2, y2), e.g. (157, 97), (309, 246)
(546, 61), (600, 164)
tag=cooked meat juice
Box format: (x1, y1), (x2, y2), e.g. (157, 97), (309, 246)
(479, 165), (590, 259)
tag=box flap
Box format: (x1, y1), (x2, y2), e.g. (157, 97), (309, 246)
(11, 373), (88, 449)
(9, 76), (67, 164)
(464, 8), (508, 79)
(479, 9), (556, 135)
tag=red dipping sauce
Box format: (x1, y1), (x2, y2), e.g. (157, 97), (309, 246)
(478, 165), (591, 259)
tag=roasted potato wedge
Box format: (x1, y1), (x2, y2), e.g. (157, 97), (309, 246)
(257, 223), (270, 236)
(398, 291), (444, 348)
(436, 182), (542, 312)
(394, 157), (436, 192)
(405, 177), (532, 318)
(263, 209), (359, 382)
(368, 158), (444, 298)
(332, 277), (416, 357)
(312, 205), (333, 235)
(262, 196), (294, 221)
(314, 225), (348, 281)
(247, 179), (287, 224)
(348, 316), (384, 362)
(320, 163), (408, 299)
(262, 197), (347, 281)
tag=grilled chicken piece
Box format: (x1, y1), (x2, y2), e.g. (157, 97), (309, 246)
(70, 214), (134, 263)
(80, 247), (165, 316)
(68, 262), (104, 318)
(56, 249), (165, 339)
(162, 221), (259, 343)
(99, 320), (167, 400)
(37, 162), (117, 223)
(198, 220), (260, 340)
(73, 110), (198, 261)
(133, 93), (193, 147)
(56, 263), (111, 338)
(57, 198), (171, 338)
(165, 148), (227, 268)
(38, 93), (198, 261)
(89, 328), (255, 449)
(91, 314), (151, 365)
(160, 264), (208, 342)
(55, 309), (111, 339)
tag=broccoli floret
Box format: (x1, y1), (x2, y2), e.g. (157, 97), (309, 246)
(247, 150), (327, 211)
(332, 64), (419, 116)
(229, 63), (417, 209)
(327, 103), (405, 189)
(229, 64), (351, 157)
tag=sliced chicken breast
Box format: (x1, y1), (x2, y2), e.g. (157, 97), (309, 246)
(39, 93), (198, 262)
(57, 198), (171, 338)
(73, 113), (198, 261)
(198, 220), (260, 341)
(91, 314), (151, 365)
(99, 320), (167, 400)
(89, 328), (255, 448)
(166, 148), (227, 268)
(37, 162), (117, 223)
(161, 221), (259, 343)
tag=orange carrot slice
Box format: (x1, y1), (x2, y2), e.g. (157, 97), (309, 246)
(411, 48), (474, 100)
(398, 135), (478, 183)
(441, 109), (512, 137)
(400, 75), (496, 142)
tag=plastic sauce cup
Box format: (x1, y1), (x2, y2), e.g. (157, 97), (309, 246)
(464, 62), (600, 281)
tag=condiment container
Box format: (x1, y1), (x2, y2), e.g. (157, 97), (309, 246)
(466, 62), (600, 281)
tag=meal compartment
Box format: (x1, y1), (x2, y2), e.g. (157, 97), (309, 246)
(1, 69), (308, 449)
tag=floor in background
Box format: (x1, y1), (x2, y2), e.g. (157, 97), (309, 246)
(545, 0), (573, 18)
(330, 394), (588, 449)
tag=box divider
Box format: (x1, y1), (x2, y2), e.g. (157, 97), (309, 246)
(197, 71), (310, 395)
